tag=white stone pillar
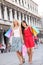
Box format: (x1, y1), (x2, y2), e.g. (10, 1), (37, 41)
(4, 6), (8, 20)
(20, 0), (22, 5)
(0, 4), (2, 19)
(22, 14), (24, 20)
(19, 12), (21, 22)
(15, 10), (17, 19)
(9, 9), (13, 21)
(17, 0), (19, 4)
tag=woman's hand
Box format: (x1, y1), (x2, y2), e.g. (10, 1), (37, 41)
(22, 39), (24, 45)
(11, 30), (14, 36)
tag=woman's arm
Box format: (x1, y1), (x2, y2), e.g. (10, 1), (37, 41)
(29, 26), (33, 35)
(12, 30), (14, 36)
(10, 28), (14, 36)
(20, 26), (24, 43)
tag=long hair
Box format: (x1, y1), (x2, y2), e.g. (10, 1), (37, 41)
(11, 19), (20, 30)
(21, 20), (28, 34)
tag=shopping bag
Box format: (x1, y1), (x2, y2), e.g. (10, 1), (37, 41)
(32, 26), (40, 34)
(31, 28), (38, 36)
(22, 44), (27, 56)
(4, 28), (12, 38)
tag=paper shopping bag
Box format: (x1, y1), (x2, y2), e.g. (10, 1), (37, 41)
(22, 44), (27, 56)
(5, 28), (12, 38)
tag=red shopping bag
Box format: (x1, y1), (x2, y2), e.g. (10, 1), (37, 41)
(22, 44), (27, 56)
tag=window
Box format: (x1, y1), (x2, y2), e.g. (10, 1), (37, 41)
(24, 14), (26, 21)
(22, 0), (24, 6)
(28, 4), (29, 8)
(7, 7), (10, 20)
(33, 6), (34, 11)
(27, 15), (29, 22)
(35, 18), (36, 22)
(25, 1), (26, 4)
(21, 13), (23, 20)
(19, 0), (21, 4)
(17, 11), (19, 20)
(15, 0), (17, 2)
(30, 5), (32, 10)
(22, 0), (23, 3)
(11, 0), (14, 2)
(35, 8), (37, 13)
(1, 4), (4, 19)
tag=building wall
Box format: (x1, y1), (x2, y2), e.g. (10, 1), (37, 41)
(0, 0), (41, 27)
(5, 0), (38, 14)
(0, 0), (42, 32)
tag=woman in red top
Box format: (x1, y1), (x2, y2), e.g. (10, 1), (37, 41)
(21, 20), (34, 63)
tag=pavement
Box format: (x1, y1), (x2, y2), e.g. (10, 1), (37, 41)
(0, 44), (43, 65)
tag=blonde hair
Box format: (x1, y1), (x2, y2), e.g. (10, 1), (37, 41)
(11, 19), (21, 30)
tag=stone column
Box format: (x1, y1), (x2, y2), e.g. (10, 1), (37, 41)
(20, 0), (22, 5)
(22, 14), (24, 20)
(4, 6), (8, 20)
(19, 12), (21, 22)
(15, 10), (17, 19)
(17, 0), (19, 4)
(9, 9), (13, 21)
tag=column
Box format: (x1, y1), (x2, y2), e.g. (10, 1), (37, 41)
(29, 15), (31, 25)
(20, 0), (22, 5)
(9, 9), (13, 21)
(4, 6), (8, 20)
(17, 0), (19, 4)
(0, 4), (2, 19)
(19, 12), (21, 22)
(15, 10), (17, 19)
(22, 14), (24, 20)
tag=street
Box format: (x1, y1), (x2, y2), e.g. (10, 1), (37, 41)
(0, 44), (43, 65)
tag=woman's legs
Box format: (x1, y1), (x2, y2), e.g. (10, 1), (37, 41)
(27, 48), (33, 63)
(16, 51), (24, 64)
(19, 52), (25, 63)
